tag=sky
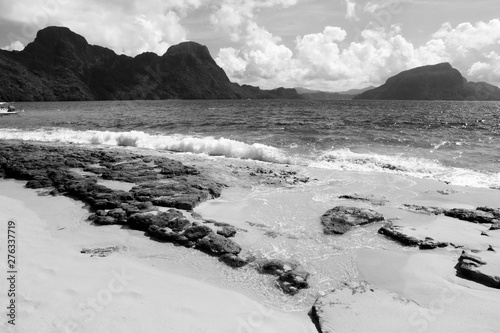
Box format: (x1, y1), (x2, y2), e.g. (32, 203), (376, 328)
(1, 0), (500, 92)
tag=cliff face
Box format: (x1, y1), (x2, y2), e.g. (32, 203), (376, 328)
(0, 26), (302, 101)
(354, 63), (500, 101)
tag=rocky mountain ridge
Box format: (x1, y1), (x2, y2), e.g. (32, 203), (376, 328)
(0, 26), (302, 101)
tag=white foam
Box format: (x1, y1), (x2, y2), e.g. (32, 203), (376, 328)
(0, 128), (293, 164)
(311, 148), (500, 188)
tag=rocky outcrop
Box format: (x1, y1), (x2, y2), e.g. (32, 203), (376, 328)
(354, 63), (500, 101)
(401, 204), (500, 224)
(455, 250), (500, 288)
(321, 206), (385, 235)
(0, 26), (302, 101)
(338, 193), (388, 206)
(378, 223), (449, 249)
(254, 259), (310, 295)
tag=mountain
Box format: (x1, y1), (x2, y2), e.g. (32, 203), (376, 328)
(0, 26), (302, 101)
(354, 63), (500, 100)
(295, 86), (375, 100)
(337, 86), (376, 95)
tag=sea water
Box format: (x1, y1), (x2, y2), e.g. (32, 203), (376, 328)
(1, 99), (499, 310)
(1, 99), (499, 187)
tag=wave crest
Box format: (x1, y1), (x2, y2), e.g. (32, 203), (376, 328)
(311, 148), (500, 188)
(0, 128), (293, 164)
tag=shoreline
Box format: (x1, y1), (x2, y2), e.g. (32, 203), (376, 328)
(0, 178), (316, 333)
(1, 139), (499, 332)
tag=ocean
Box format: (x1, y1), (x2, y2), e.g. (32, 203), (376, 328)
(1, 99), (500, 311)
(1, 99), (499, 188)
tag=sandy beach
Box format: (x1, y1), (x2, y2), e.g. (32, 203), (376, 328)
(0, 178), (317, 333)
(1, 141), (499, 332)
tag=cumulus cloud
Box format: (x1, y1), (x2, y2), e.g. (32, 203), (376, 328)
(0, 0), (202, 56)
(1, 40), (25, 51)
(209, 0), (298, 41)
(216, 18), (500, 90)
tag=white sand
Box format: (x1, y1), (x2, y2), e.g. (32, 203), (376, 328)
(0, 179), (317, 333)
(356, 248), (500, 332)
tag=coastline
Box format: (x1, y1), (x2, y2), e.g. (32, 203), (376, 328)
(1, 139), (499, 332)
(0, 178), (317, 333)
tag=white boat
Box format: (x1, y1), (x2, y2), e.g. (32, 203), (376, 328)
(0, 102), (23, 116)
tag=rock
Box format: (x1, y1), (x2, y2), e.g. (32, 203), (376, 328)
(183, 225), (213, 240)
(148, 226), (195, 247)
(321, 206), (385, 235)
(127, 212), (158, 231)
(277, 270), (309, 295)
(490, 223), (500, 231)
(378, 224), (421, 246)
(92, 215), (117, 225)
(444, 208), (498, 224)
(256, 259), (298, 276)
(338, 194), (388, 206)
(419, 237), (449, 250)
(476, 207), (500, 218)
(455, 250), (500, 288)
(81, 246), (120, 257)
(218, 254), (249, 268)
(127, 209), (191, 232)
(217, 226), (237, 238)
(401, 204), (446, 215)
(196, 234), (241, 255)
(401, 204), (500, 225)
(310, 282), (422, 333)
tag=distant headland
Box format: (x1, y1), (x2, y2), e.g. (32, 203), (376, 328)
(0, 26), (302, 101)
(354, 62), (500, 101)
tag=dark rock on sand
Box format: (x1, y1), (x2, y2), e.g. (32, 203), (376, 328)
(378, 224), (421, 246)
(456, 250), (500, 288)
(218, 253), (249, 268)
(254, 259), (309, 295)
(444, 208), (500, 224)
(401, 204), (446, 215)
(217, 226), (237, 238)
(378, 223), (449, 249)
(256, 259), (298, 276)
(402, 204), (500, 224)
(321, 206), (385, 235)
(277, 270), (310, 295)
(338, 194), (388, 206)
(196, 233), (242, 255)
(81, 246), (121, 257)
(183, 225), (213, 240)
(128, 209), (191, 232)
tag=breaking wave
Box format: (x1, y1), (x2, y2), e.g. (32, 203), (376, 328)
(1, 128), (498, 189)
(0, 128), (294, 164)
(310, 148), (500, 189)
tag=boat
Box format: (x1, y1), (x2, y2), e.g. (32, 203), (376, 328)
(0, 102), (23, 116)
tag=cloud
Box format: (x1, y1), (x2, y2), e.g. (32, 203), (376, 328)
(209, 0), (298, 41)
(216, 18), (500, 91)
(0, 0), (203, 56)
(344, 0), (359, 21)
(1, 40), (25, 51)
